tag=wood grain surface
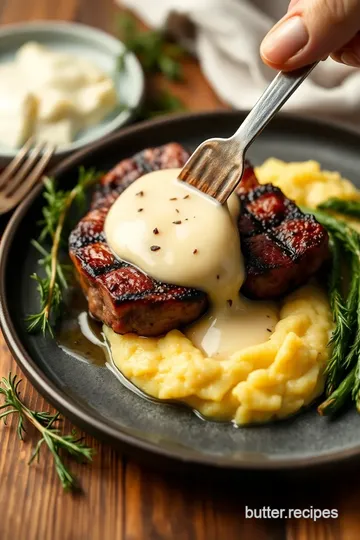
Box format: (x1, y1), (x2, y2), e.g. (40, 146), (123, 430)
(0, 1), (359, 539)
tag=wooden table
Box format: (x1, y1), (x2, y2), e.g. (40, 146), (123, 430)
(1, 1), (360, 539)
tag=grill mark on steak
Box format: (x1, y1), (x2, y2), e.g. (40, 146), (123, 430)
(236, 168), (329, 299)
(69, 146), (329, 335)
(240, 184), (303, 260)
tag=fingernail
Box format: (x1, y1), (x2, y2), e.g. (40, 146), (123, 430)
(261, 16), (309, 65)
(341, 51), (360, 67)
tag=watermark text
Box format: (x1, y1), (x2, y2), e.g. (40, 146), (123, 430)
(245, 506), (338, 521)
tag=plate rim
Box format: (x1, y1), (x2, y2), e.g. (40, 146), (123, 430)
(2, 109), (360, 471)
(0, 19), (145, 159)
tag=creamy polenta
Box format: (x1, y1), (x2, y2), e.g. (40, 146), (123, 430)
(105, 159), (360, 425)
(256, 158), (360, 233)
(255, 158), (360, 207)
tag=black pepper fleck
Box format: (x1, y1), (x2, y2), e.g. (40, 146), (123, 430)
(150, 245), (161, 251)
(173, 220), (182, 224)
(227, 299), (233, 307)
(175, 209), (180, 213)
(170, 197), (177, 201)
(153, 228), (159, 235)
(267, 328), (272, 332)
(216, 275), (220, 280)
(193, 249), (198, 254)
(183, 195), (190, 199)
(136, 191), (144, 196)
(137, 208), (143, 212)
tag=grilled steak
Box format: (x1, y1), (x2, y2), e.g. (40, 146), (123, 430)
(69, 144), (208, 336)
(237, 165), (329, 299)
(69, 143), (329, 335)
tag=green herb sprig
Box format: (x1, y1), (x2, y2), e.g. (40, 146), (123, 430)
(138, 89), (186, 119)
(27, 167), (100, 336)
(0, 373), (93, 491)
(323, 235), (351, 394)
(318, 367), (355, 415)
(116, 12), (187, 118)
(318, 197), (360, 218)
(301, 201), (360, 415)
(117, 12), (186, 81)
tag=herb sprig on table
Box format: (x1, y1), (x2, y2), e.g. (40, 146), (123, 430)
(0, 374), (93, 491)
(301, 200), (360, 415)
(116, 12), (188, 118)
(26, 168), (101, 336)
(138, 89), (186, 119)
(117, 12), (186, 81)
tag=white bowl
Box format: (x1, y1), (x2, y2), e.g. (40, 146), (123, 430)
(0, 20), (145, 164)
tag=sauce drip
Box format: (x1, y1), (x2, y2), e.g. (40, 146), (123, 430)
(104, 168), (278, 357)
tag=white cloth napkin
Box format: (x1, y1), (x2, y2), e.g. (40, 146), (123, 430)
(118, 0), (360, 132)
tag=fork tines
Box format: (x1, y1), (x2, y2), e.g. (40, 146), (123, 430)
(177, 138), (244, 205)
(0, 139), (55, 213)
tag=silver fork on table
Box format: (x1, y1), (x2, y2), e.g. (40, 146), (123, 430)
(178, 62), (318, 203)
(0, 138), (55, 214)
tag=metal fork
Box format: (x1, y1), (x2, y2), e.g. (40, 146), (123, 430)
(178, 62), (319, 204)
(0, 138), (55, 214)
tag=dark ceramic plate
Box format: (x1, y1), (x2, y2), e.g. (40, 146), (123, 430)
(1, 111), (360, 471)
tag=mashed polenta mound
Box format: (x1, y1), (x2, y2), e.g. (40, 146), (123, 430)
(105, 284), (333, 425)
(255, 158), (360, 208)
(255, 158), (360, 232)
(104, 159), (360, 425)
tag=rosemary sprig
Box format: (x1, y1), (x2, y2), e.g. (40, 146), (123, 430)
(26, 167), (100, 336)
(350, 268), (360, 408)
(323, 235), (350, 394)
(302, 201), (360, 414)
(0, 373), (93, 491)
(318, 366), (355, 416)
(302, 208), (360, 389)
(318, 197), (360, 218)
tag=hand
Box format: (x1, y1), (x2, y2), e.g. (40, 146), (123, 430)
(260, 0), (360, 70)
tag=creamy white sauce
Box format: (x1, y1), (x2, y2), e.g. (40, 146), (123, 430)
(104, 168), (278, 357)
(0, 42), (118, 149)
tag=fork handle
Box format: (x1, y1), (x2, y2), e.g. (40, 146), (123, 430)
(231, 62), (319, 150)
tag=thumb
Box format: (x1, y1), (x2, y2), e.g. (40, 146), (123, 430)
(260, 0), (360, 70)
